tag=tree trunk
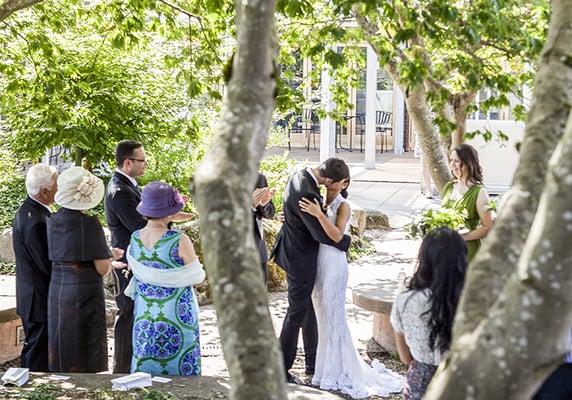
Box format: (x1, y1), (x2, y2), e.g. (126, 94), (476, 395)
(192, 1), (286, 399)
(353, 10), (452, 191)
(452, 0), (572, 338)
(74, 147), (83, 166)
(425, 1), (572, 397)
(451, 93), (476, 147)
(0, 0), (43, 22)
(404, 85), (452, 191)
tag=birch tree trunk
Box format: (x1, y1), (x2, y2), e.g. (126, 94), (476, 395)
(192, 1), (286, 399)
(424, 1), (572, 397)
(452, 0), (572, 338)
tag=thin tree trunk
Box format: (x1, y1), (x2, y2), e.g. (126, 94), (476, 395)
(0, 0), (43, 21)
(192, 0), (286, 399)
(74, 147), (83, 166)
(452, 0), (572, 338)
(451, 93), (476, 147)
(353, 11), (452, 191)
(425, 108), (572, 400)
(404, 85), (452, 191)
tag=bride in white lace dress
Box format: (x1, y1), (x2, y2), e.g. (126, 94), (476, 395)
(299, 179), (403, 399)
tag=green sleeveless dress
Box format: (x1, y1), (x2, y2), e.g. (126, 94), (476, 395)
(441, 181), (482, 261)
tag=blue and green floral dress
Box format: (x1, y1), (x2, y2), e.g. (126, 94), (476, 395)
(129, 230), (201, 376)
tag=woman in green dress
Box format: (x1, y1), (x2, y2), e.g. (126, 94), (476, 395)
(441, 144), (493, 261)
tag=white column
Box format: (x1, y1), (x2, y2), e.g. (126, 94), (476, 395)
(320, 64), (336, 161)
(392, 82), (405, 154)
(365, 45), (377, 169)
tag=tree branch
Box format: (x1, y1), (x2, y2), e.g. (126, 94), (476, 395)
(0, 0), (43, 22)
(157, 0), (222, 63)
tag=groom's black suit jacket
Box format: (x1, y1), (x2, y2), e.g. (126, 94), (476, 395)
(272, 169), (351, 280)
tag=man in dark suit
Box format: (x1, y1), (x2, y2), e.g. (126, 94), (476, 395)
(272, 158), (351, 380)
(105, 140), (147, 373)
(12, 164), (58, 371)
(252, 172), (275, 283)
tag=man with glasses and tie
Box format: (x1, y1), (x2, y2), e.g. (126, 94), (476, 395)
(105, 140), (148, 373)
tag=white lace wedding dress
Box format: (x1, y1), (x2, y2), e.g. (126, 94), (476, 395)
(312, 194), (404, 398)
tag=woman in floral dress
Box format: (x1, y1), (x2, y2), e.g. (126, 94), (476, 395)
(126, 181), (205, 375)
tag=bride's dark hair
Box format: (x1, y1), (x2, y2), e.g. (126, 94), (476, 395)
(341, 178), (351, 199)
(407, 227), (468, 353)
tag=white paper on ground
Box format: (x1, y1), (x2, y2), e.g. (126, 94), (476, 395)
(111, 372), (152, 391)
(1, 368), (29, 387)
(151, 376), (172, 383)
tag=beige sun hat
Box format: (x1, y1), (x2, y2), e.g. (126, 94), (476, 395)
(54, 166), (105, 210)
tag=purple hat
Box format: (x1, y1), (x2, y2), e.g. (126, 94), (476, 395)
(136, 181), (184, 218)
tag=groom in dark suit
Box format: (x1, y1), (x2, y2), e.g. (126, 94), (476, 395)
(272, 158), (351, 380)
(105, 140), (147, 373)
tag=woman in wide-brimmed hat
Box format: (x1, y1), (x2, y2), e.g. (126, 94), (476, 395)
(47, 166), (124, 373)
(125, 181), (205, 376)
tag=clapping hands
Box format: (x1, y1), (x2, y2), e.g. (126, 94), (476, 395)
(252, 187), (275, 207)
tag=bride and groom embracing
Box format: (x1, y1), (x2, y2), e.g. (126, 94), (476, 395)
(272, 158), (403, 398)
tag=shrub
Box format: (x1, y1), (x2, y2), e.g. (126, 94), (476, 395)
(260, 151), (297, 212)
(0, 146), (26, 228)
(406, 207), (468, 239)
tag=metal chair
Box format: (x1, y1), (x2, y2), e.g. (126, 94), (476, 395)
(290, 109), (318, 151)
(354, 113), (366, 152)
(376, 111), (393, 153)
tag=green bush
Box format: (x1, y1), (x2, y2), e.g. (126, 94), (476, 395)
(406, 207), (468, 239)
(0, 145), (26, 228)
(260, 151), (297, 212)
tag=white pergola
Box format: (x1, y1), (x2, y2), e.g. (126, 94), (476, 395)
(318, 44), (406, 169)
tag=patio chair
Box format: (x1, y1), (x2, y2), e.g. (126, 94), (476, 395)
(376, 111), (393, 153)
(290, 109), (318, 151)
(353, 113), (366, 153)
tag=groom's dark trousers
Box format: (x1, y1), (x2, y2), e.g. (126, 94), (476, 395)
(272, 169), (351, 374)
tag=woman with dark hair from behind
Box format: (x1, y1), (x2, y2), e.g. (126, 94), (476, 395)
(441, 143), (493, 261)
(390, 227), (468, 400)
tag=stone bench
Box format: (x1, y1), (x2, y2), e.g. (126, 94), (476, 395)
(0, 275), (23, 364)
(0, 373), (345, 399)
(352, 283), (398, 354)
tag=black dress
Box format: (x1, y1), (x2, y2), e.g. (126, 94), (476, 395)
(47, 208), (111, 373)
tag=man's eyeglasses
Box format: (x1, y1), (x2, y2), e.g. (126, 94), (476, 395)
(128, 158), (147, 163)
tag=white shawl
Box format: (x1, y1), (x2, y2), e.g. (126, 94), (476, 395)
(124, 247), (206, 299)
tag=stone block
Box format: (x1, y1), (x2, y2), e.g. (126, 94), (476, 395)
(365, 210), (391, 230)
(0, 307), (22, 364)
(0, 228), (15, 263)
(353, 285), (398, 354)
(349, 204), (367, 236)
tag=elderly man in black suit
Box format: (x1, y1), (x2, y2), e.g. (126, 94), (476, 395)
(12, 164), (58, 371)
(252, 172), (275, 283)
(105, 140), (148, 373)
(272, 158), (351, 381)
